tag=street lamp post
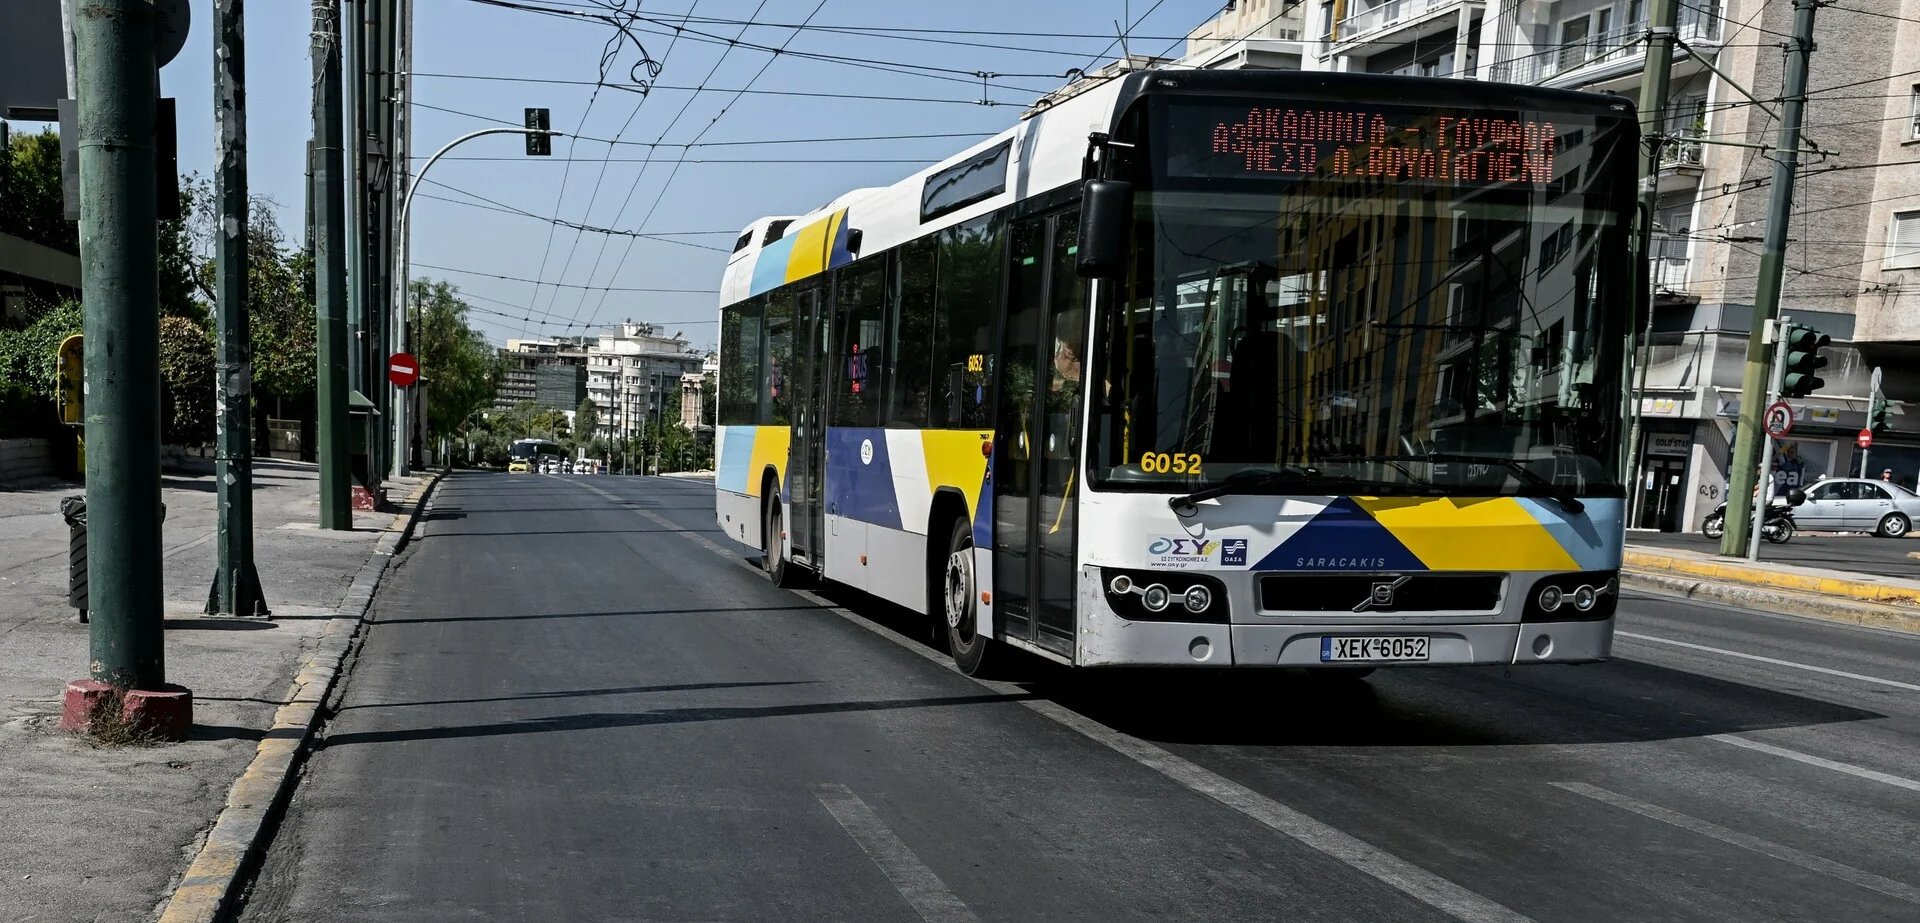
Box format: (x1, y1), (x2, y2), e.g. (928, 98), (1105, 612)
(390, 125), (558, 478)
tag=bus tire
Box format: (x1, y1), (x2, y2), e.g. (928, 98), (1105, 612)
(764, 500), (808, 588)
(942, 517), (995, 676)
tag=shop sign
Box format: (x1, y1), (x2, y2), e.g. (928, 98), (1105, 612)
(1640, 398), (1681, 416)
(1647, 434), (1691, 457)
(1807, 407), (1842, 424)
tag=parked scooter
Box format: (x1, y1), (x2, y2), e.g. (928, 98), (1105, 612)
(1701, 488), (1804, 544)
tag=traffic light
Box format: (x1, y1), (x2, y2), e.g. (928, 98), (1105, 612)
(1870, 395), (1892, 432)
(525, 108), (552, 156)
(1779, 323), (1830, 399)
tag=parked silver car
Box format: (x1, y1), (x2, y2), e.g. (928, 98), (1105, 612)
(1794, 478), (1920, 537)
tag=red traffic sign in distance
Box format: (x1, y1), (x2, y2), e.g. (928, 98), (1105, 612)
(388, 353), (420, 387)
(1859, 428), (1874, 449)
(1763, 401), (1794, 437)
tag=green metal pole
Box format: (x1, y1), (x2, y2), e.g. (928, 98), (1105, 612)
(75, 0), (164, 688)
(343, 0), (367, 405)
(1721, 0), (1818, 555)
(314, 0), (352, 529)
(1624, 0), (1677, 526)
(209, 0), (268, 616)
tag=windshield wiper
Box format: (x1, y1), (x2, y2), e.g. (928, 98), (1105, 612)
(1166, 466), (1419, 515)
(1329, 453), (1585, 514)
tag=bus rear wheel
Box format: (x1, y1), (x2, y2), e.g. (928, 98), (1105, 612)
(764, 501), (807, 588)
(943, 517), (995, 676)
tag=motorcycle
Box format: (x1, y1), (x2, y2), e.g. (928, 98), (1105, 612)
(1701, 490), (1802, 544)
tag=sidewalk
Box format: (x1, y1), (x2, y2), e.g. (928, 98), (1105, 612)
(0, 459), (423, 923)
(1624, 540), (1920, 634)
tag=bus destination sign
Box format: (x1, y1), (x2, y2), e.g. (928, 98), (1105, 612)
(1170, 103), (1560, 189)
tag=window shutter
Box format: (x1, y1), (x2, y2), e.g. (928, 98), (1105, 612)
(1893, 212), (1920, 266)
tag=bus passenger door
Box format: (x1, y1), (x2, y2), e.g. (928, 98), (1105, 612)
(993, 211), (1084, 657)
(789, 286), (829, 568)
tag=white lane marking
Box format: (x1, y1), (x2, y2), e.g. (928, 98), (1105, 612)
(1616, 631), (1920, 693)
(1006, 693), (1535, 923)
(1552, 782), (1920, 903)
(597, 480), (1538, 923)
(1706, 734), (1920, 794)
(813, 784), (980, 923)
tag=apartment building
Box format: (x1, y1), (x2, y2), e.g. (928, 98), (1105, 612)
(1185, 0), (1920, 532)
(494, 337), (590, 414)
(585, 322), (707, 444)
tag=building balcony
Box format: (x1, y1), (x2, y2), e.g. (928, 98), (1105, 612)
(1652, 255), (1691, 293)
(1487, 3), (1721, 89)
(1323, 0), (1476, 50)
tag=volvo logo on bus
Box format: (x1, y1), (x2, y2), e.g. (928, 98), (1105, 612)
(1353, 575), (1412, 612)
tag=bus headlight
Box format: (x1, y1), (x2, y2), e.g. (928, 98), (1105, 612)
(1538, 585), (1564, 613)
(1572, 585), (1597, 611)
(1183, 585), (1212, 613)
(1142, 584), (1171, 613)
(1109, 574), (1134, 595)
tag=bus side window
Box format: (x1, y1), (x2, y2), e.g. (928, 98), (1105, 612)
(888, 237), (938, 428)
(933, 214), (1004, 428)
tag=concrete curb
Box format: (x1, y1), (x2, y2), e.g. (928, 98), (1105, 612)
(154, 473), (445, 923)
(1623, 549), (1920, 607)
(1622, 567), (1920, 636)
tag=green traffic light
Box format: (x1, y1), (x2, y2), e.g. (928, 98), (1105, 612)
(1779, 323), (1831, 399)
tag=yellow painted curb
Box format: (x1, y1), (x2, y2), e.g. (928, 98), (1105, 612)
(155, 473), (444, 923)
(1623, 549), (1920, 608)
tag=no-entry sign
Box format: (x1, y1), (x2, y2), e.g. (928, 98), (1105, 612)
(388, 352), (420, 388)
(1858, 428), (1874, 449)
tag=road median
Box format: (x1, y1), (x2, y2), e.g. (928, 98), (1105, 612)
(1624, 546), (1920, 634)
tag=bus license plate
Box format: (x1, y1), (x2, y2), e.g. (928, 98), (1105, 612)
(1321, 636), (1429, 662)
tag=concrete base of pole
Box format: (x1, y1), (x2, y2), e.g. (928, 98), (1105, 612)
(57, 679), (194, 741)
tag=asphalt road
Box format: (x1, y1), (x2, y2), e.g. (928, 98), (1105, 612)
(239, 472), (1920, 923)
(1631, 527), (1920, 579)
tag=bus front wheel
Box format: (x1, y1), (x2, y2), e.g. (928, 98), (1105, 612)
(943, 517), (994, 675)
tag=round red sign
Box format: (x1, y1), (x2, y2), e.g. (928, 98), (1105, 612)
(388, 352), (420, 387)
(1858, 428), (1874, 449)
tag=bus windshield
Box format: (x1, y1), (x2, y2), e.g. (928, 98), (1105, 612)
(1092, 96), (1637, 497)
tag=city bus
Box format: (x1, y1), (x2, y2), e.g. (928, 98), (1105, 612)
(714, 69), (1639, 676)
(508, 438), (564, 473)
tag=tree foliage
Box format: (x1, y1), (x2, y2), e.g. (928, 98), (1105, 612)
(413, 278), (500, 442)
(575, 397), (599, 439)
(0, 129), (77, 254)
(159, 315), (216, 444)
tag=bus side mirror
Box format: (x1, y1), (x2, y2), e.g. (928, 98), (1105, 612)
(1076, 179), (1133, 279)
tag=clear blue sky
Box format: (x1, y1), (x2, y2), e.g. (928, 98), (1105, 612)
(144, 0), (1232, 348)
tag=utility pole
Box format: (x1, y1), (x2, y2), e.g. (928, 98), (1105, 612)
(343, 0), (366, 401)
(313, 0), (352, 529)
(208, 0), (268, 617)
(1721, 0), (1819, 555)
(1624, 0), (1678, 524)
(64, 0), (189, 732)
(389, 0), (416, 479)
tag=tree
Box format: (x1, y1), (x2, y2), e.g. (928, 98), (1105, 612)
(575, 397), (600, 441)
(0, 129), (76, 254)
(158, 315), (215, 444)
(412, 278), (500, 442)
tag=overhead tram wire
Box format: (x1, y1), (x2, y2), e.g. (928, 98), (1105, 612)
(409, 78), (1022, 108)
(411, 189), (734, 252)
(583, 0), (833, 332)
(414, 261), (715, 293)
(527, 0), (702, 335)
(449, 0), (1064, 96)
(541, 0), (776, 338)
(424, 155), (945, 163)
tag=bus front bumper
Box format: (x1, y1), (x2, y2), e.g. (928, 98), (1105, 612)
(1076, 611), (1613, 668)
